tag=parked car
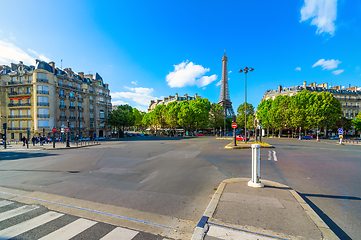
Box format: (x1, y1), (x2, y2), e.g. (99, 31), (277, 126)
(301, 135), (312, 140)
(95, 137), (106, 140)
(197, 133), (204, 136)
(329, 136), (340, 140)
(79, 137), (91, 141)
(236, 135), (249, 141)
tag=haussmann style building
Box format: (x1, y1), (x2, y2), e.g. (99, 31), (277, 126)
(0, 60), (112, 141)
(262, 81), (360, 119)
(148, 93), (201, 112)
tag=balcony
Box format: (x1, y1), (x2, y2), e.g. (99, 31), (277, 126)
(89, 90), (93, 93)
(8, 115), (32, 119)
(78, 117), (84, 121)
(69, 96), (75, 100)
(8, 81), (31, 85)
(37, 102), (49, 106)
(59, 105), (67, 109)
(59, 94), (66, 99)
(37, 90), (49, 95)
(59, 115), (67, 120)
(58, 83), (68, 88)
(9, 92), (31, 96)
(7, 127), (31, 131)
(89, 99), (94, 103)
(89, 108), (94, 112)
(37, 114), (50, 118)
(69, 106), (76, 110)
(78, 106), (83, 111)
(8, 103), (31, 107)
(78, 97), (83, 102)
(36, 78), (48, 83)
(69, 116), (76, 120)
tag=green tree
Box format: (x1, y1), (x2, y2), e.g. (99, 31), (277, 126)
(107, 105), (134, 137)
(289, 90), (312, 136)
(269, 95), (291, 137)
(256, 99), (273, 136)
(236, 102), (254, 135)
(177, 101), (194, 134)
(209, 103), (224, 133)
(165, 101), (180, 129)
(332, 117), (352, 133)
(190, 98), (211, 132)
(317, 91), (342, 138)
(153, 104), (167, 129)
(353, 112), (361, 136)
(133, 108), (143, 130)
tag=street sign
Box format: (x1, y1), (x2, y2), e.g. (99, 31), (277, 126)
(52, 128), (57, 133)
(65, 127), (69, 133)
(339, 135), (343, 138)
(338, 128), (343, 135)
(232, 123), (237, 128)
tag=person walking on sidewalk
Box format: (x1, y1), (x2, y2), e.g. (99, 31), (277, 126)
(22, 137), (26, 146)
(32, 136), (36, 146)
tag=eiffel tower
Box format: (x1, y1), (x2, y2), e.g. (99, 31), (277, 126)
(218, 51), (235, 118)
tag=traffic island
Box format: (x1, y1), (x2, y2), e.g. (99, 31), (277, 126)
(224, 141), (273, 149)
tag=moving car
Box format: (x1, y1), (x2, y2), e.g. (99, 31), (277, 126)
(301, 135), (312, 140)
(236, 135), (249, 141)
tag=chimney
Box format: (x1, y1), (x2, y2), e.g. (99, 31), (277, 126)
(150, 100), (155, 105)
(19, 61), (23, 64)
(278, 85), (282, 92)
(175, 93), (178, 99)
(49, 62), (55, 73)
(309, 82), (316, 87)
(157, 100), (162, 104)
(303, 81), (307, 89)
(317, 83), (328, 89)
(195, 93), (198, 98)
(184, 94), (188, 99)
(78, 72), (84, 79)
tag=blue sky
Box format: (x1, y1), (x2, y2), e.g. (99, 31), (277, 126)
(1, 0), (360, 112)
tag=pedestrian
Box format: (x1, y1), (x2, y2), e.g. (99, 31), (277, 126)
(32, 137), (36, 146)
(25, 137), (28, 146)
(22, 136), (25, 146)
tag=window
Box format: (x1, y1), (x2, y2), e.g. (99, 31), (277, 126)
(18, 88), (22, 94)
(38, 108), (49, 115)
(37, 73), (47, 80)
(60, 110), (65, 116)
(19, 110), (23, 116)
(89, 86), (93, 92)
(70, 111), (74, 117)
(79, 112), (82, 118)
(90, 122), (94, 128)
(28, 121), (31, 128)
(345, 103), (348, 107)
(90, 113), (93, 118)
(11, 121), (14, 128)
(38, 120), (49, 127)
(27, 87), (30, 93)
(70, 92), (74, 98)
(19, 99), (22, 104)
(350, 103), (353, 107)
(28, 75), (32, 83)
(11, 76), (15, 82)
(89, 96), (93, 101)
(99, 82), (101, 86)
(11, 133), (14, 139)
(70, 101), (74, 107)
(70, 122), (75, 128)
(60, 99), (64, 106)
(78, 102), (82, 107)
(346, 109), (348, 114)
(20, 76), (23, 83)
(61, 121), (65, 127)
(98, 89), (103, 94)
(100, 112), (105, 119)
(11, 110), (14, 116)
(19, 121), (23, 129)
(69, 81), (72, 87)
(99, 97), (104, 102)
(28, 109), (30, 116)
(37, 96), (48, 103)
(58, 79), (63, 86)
(90, 104), (93, 109)
(79, 122), (83, 128)
(99, 123), (104, 128)
(37, 85), (48, 91)
(26, 98), (30, 104)
(77, 83), (81, 90)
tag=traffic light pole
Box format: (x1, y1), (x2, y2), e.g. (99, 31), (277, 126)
(3, 123), (7, 149)
(66, 121), (70, 147)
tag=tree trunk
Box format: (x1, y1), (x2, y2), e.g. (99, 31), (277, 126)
(279, 128), (281, 138)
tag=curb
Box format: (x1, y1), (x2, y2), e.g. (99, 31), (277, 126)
(191, 178), (339, 240)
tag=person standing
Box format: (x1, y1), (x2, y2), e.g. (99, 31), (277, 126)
(22, 136), (26, 146)
(32, 136), (36, 146)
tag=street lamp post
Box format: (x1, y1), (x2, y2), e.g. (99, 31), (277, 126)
(239, 66), (254, 142)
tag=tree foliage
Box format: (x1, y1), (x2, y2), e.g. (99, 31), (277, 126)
(353, 112), (361, 133)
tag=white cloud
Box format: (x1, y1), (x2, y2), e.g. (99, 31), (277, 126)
(228, 71), (232, 74)
(300, 0), (337, 35)
(131, 81), (138, 85)
(332, 69), (344, 75)
(111, 87), (157, 106)
(215, 80), (222, 87)
(312, 59), (341, 70)
(166, 61), (217, 88)
(28, 49), (50, 62)
(295, 67), (301, 71)
(0, 40), (35, 65)
(111, 100), (129, 105)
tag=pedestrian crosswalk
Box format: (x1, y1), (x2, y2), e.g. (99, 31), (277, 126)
(0, 198), (171, 240)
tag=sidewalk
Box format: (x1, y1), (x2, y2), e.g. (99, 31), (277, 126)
(0, 141), (100, 151)
(193, 178), (338, 240)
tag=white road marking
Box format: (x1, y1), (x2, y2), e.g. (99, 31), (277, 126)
(273, 150), (278, 161)
(0, 200), (13, 207)
(0, 211), (63, 239)
(0, 205), (39, 222)
(268, 151), (272, 160)
(39, 218), (97, 240)
(100, 226), (139, 240)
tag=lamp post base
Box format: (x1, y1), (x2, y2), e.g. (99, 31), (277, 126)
(248, 180), (264, 188)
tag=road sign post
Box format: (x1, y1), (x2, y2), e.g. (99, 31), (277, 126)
(27, 130), (30, 149)
(65, 125), (70, 148)
(52, 128), (57, 148)
(232, 122), (237, 147)
(338, 129), (343, 145)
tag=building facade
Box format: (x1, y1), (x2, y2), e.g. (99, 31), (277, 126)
(0, 60), (112, 141)
(148, 93), (200, 112)
(262, 81), (360, 119)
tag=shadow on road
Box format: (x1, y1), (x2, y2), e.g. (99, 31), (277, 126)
(299, 192), (355, 240)
(0, 152), (58, 161)
(109, 136), (201, 142)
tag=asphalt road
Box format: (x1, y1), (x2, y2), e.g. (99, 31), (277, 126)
(0, 136), (360, 239)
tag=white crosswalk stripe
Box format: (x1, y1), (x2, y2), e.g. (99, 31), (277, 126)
(0, 205), (39, 222)
(0, 211), (63, 239)
(100, 226), (139, 240)
(268, 150), (278, 161)
(38, 218), (97, 240)
(0, 200), (14, 207)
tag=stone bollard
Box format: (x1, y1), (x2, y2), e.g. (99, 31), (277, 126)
(248, 144), (264, 188)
